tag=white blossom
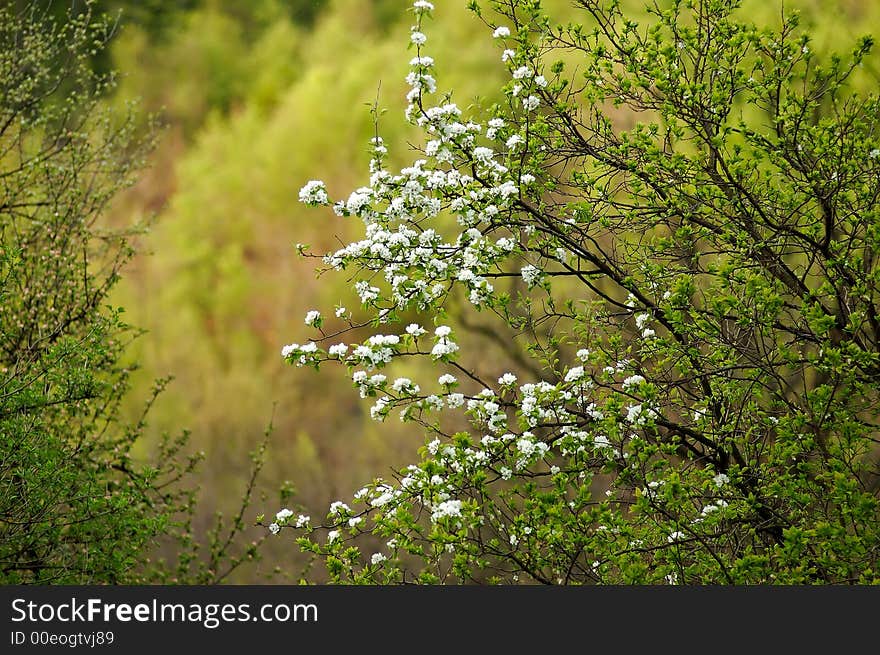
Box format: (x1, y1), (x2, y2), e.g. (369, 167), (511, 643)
(298, 180), (329, 205)
(431, 499), (463, 521)
(446, 393), (465, 408)
(355, 280), (380, 303)
(626, 403), (657, 426)
(431, 340), (459, 359)
(521, 264), (544, 288)
(622, 374), (645, 390)
(498, 372), (517, 386)
(371, 485), (396, 507)
(370, 396), (391, 420)
(564, 366), (585, 382)
(392, 377), (419, 393)
(493, 26), (511, 38)
(522, 95), (540, 111)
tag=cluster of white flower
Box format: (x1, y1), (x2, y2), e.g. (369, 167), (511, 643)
(520, 264), (544, 288)
(430, 499), (463, 522)
(465, 388), (507, 433)
(431, 325), (460, 360)
(486, 117), (505, 140)
(370, 396), (391, 422)
(281, 341), (319, 367)
(564, 366), (585, 383)
(268, 507), (297, 535)
(298, 180), (328, 205)
(642, 479), (666, 499)
(622, 374), (645, 390)
(353, 335), (401, 369)
(636, 312), (656, 339)
(279, 0), (728, 575)
(625, 403), (658, 426)
(288, 0), (551, 320)
(518, 380), (581, 428)
(391, 377), (420, 395)
(328, 343), (348, 357)
(514, 432), (549, 469)
(505, 133), (524, 151)
(354, 280), (380, 304)
(304, 310), (321, 327)
(698, 499), (729, 517)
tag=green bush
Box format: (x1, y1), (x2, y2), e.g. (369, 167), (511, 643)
(0, 1), (264, 584)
